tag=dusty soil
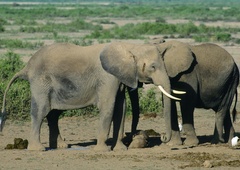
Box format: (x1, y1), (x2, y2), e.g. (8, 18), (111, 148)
(1, 107), (240, 170)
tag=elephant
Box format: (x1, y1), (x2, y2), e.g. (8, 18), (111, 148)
(151, 40), (239, 146)
(103, 40), (239, 146)
(0, 42), (181, 151)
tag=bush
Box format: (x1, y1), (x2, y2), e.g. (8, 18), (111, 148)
(126, 87), (162, 116)
(213, 32), (231, 42)
(0, 52), (31, 120)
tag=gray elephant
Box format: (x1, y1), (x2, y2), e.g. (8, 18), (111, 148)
(0, 42), (180, 151)
(152, 40), (239, 146)
(101, 41), (239, 146)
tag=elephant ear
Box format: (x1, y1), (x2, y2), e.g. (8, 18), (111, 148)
(100, 42), (138, 88)
(158, 41), (194, 78)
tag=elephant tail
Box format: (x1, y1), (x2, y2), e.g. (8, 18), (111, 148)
(232, 90), (238, 122)
(0, 67), (28, 132)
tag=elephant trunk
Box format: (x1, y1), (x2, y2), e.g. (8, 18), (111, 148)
(152, 71), (172, 143)
(161, 89), (172, 143)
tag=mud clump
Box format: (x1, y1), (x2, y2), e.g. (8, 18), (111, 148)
(5, 138), (28, 149)
(129, 131), (149, 149)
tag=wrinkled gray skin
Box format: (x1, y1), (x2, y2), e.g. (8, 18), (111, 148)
(100, 42), (175, 144)
(155, 41), (239, 146)
(1, 42), (173, 151)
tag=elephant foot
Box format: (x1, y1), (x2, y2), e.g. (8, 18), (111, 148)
(113, 141), (127, 151)
(93, 143), (110, 152)
(27, 142), (45, 151)
(182, 124), (199, 146)
(166, 130), (182, 146)
(211, 137), (225, 144)
(184, 136), (199, 146)
(57, 140), (68, 149)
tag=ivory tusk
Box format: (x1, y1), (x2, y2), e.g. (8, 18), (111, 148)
(158, 86), (181, 101)
(172, 90), (186, 94)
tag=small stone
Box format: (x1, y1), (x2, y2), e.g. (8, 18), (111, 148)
(203, 160), (213, 168)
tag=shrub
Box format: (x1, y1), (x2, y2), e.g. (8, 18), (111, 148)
(126, 87), (162, 116)
(0, 51), (30, 120)
(213, 32), (231, 42)
(0, 18), (5, 32)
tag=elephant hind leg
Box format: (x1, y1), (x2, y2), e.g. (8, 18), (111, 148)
(112, 86), (127, 151)
(212, 108), (226, 144)
(47, 109), (68, 149)
(28, 96), (50, 151)
(224, 110), (235, 144)
(212, 108), (234, 144)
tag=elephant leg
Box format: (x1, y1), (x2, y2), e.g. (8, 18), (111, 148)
(47, 109), (68, 149)
(127, 87), (140, 135)
(112, 86), (127, 151)
(166, 101), (182, 146)
(212, 108), (232, 144)
(224, 110), (235, 144)
(28, 96), (49, 151)
(94, 83), (120, 152)
(94, 109), (113, 152)
(180, 102), (199, 146)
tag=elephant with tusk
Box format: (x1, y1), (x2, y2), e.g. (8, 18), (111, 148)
(0, 42), (182, 151)
(154, 40), (239, 146)
(125, 40), (239, 147)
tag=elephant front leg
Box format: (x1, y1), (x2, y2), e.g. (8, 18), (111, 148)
(182, 124), (199, 146)
(112, 89), (127, 151)
(180, 102), (199, 146)
(166, 101), (182, 146)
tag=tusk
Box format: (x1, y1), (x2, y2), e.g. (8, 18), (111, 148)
(172, 90), (186, 94)
(158, 86), (181, 101)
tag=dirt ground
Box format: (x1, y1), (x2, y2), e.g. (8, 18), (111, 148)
(1, 106), (240, 170)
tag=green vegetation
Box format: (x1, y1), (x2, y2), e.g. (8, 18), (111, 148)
(0, 39), (43, 49)
(19, 19), (102, 33)
(1, 0), (240, 119)
(0, 51), (30, 120)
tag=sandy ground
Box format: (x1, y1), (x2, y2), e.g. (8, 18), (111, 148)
(1, 107), (240, 170)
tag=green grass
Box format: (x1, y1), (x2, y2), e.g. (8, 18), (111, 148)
(0, 39), (43, 49)
(1, 1), (240, 22)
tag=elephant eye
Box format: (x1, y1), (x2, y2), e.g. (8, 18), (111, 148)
(150, 64), (156, 71)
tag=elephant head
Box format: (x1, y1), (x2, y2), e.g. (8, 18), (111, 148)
(156, 40), (195, 79)
(100, 42), (183, 143)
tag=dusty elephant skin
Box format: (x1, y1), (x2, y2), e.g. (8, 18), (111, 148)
(0, 42), (178, 151)
(100, 42), (185, 144)
(154, 40), (239, 146)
